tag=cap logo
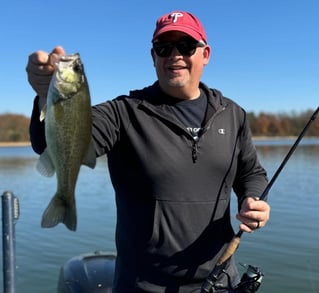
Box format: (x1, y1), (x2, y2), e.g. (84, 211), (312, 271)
(170, 12), (183, 23)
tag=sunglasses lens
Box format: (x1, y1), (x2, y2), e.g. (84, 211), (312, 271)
(153, 39), (201, 57)
(176, 41), (197, 56)
(153, 43), (173, 57)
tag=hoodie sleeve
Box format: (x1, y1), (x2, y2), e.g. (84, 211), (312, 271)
(29, 96), (46, 154)
(233, 110), (268, 208)
(91, 98), (124, 157)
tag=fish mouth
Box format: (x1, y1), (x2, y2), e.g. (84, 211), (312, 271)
(52, 53), (85, 99)
(60, 53), (80, 62)
(56, 54), (84, 84)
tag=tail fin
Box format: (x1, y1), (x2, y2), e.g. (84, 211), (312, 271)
(41, 192), (77, 231)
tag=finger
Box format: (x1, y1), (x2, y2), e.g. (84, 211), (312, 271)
(27, 47), (65, 73)
(255, 220), (260, 229)
(240, 203), (269, 221)
(51, 46), (65, 56)
(26, 55), (54, 98)
(48, 46), (66, 68)
(29, 50), (49, 64)
(26, 50), (52, 75)
(239, 221), (261, 233)
(236, 214), (263, 231)
(26, 46), (65, 99)
(239, 223), (254, 233)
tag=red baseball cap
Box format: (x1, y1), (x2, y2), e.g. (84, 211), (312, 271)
(152, 11), (207, 43)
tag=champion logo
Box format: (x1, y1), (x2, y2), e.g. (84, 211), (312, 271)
(170, 12), (183, 23)
(218, 128), (226, 135)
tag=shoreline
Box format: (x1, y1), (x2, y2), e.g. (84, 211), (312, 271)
(0, 141), (31, 147)
(1, 136), (317, 147)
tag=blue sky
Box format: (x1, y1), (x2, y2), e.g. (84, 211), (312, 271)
(1, 0), (318, 116)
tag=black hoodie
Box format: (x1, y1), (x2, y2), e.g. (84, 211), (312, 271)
(30, 81), (267, 292)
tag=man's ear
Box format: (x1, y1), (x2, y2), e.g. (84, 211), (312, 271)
(203, 45), (211, 66)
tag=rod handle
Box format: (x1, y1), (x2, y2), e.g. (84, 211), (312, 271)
(216, 231), (243, 266)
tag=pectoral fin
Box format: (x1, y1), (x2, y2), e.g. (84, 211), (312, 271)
(36, 149), (55, 177)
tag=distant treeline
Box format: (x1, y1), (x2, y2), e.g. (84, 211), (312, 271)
(247, 109), (318, 137)
(0, 114), (31, 142)
(0, 109), (318, 142)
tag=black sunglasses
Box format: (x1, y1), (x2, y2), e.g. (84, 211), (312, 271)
(153, 39), (206, 58)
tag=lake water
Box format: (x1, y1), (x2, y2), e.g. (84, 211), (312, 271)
(0, 139), (319, 293)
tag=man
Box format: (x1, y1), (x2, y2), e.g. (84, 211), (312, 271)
(27, 11), (270, 293)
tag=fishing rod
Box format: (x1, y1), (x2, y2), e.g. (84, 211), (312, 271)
(201, 106), (319, 293)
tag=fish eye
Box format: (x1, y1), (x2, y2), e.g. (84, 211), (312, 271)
(73, 63), (82, 72)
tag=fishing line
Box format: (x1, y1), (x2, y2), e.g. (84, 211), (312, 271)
(200, 106), (319, 293)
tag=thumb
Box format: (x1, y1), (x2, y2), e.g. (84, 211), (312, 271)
(48, 46), (65, 68)
(51, 46), (65, 56)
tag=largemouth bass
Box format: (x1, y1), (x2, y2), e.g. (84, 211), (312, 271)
(37, 53), (96, 231)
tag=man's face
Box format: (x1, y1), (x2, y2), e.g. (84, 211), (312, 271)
(151, 31), (210, 99)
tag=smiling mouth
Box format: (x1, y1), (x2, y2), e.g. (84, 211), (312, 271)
(168, 65), (187, 72)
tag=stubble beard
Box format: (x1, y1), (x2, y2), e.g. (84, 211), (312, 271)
(166, 74), (189, 88)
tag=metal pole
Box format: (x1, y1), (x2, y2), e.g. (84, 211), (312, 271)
(2, 191), (20, 293)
